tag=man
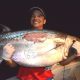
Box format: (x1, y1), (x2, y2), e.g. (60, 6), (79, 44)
(3, 7), (75, 80)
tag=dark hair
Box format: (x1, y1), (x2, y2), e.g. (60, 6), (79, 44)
(0, 24), (11, 34)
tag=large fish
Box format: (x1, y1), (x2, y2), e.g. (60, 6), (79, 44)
(0, 30), (79, 67)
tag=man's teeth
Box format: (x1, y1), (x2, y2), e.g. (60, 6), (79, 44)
(34, 22), (38, 23)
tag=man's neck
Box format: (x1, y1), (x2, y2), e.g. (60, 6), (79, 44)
(32, 27), (43, 30)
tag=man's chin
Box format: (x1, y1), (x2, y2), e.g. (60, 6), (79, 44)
(34, 26), (40, 28)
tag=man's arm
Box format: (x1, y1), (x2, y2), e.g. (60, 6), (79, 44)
(2, 43), (17, 67)
(5, 59), (17, 67)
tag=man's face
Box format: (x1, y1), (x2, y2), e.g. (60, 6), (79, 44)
(30, 10), (46, 29)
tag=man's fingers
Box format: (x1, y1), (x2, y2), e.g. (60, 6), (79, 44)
(4, 43), (15, 54)
(63, 55), (67, 59)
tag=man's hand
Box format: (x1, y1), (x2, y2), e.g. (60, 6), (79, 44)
(3, 43), (15, 60)
(73, 41), (80, 56)
(63, 35), (76, 59)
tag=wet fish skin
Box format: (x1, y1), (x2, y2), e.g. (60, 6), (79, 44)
(0, 30), (78, 67)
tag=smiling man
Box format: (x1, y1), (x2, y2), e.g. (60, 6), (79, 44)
(30, 8), (46, 30)
(29, 7), (46, 30)
(4, 7), (54, 80)
(3, 7), (76, 80)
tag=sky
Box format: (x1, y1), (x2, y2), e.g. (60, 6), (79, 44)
(0, 0), (80, 37)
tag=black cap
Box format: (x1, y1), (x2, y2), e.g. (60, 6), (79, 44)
(29, 7), (46, 18)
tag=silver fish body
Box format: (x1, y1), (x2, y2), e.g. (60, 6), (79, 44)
(0, 30), (78, 67)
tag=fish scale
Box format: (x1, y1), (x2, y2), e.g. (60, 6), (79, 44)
(0, 31), (27, 40)
(0, 30), (51, 40)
